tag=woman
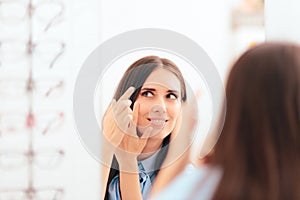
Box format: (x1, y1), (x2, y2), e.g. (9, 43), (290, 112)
(101, 55), (195, 200)
(151, 42), (300, 200)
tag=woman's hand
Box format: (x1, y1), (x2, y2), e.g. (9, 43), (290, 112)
(102, 87), (136, 149)
(102, 87), (152, 171)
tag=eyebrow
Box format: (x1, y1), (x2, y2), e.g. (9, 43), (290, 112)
(141, 87), (180, 94)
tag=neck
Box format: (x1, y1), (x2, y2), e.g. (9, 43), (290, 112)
(138, 137), (163, 160)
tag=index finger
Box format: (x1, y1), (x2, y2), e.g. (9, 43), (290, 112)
(119, 86), (135, 101)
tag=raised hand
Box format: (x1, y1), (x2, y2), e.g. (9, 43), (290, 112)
(102, 87), (136, 148)
(102, 87), (152, 171)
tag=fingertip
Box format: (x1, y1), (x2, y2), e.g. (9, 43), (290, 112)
(121, 86), (136, 100)
(129, 86), (135, 91)
(127, 86), (136, 95)
(126, 99), (132, 106)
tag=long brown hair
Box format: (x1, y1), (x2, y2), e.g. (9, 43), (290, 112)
(208, 43), (300, 200)
(105, 55), (187, 199)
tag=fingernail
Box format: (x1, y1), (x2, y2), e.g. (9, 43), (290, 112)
(129, 86), (135, 90)
(126, 100), (132, 105)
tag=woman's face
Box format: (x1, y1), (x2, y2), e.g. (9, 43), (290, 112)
(135, 68), (182, 139)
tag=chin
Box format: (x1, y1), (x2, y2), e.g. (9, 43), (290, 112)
(137, 124), (173, 138)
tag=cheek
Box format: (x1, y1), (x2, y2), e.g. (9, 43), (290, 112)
(138, 102), (149, 114)
(168, 102), (181, 119)
(165, 102), (181, 132)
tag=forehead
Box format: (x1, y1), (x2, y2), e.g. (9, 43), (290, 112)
(143, 68), (181, 90)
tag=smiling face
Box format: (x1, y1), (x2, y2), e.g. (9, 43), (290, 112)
(135, 68), (182, 139)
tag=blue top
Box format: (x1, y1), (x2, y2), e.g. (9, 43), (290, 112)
(107, 150), (161, 200)
(150, 164), (222, 200)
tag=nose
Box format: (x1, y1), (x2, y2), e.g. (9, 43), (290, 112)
(150, 98), (166, 114)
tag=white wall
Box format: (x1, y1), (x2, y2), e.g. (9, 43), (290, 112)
(265, 0), (300, 44)
(100, 0), (233, 79)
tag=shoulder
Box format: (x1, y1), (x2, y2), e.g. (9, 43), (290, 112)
(150, 164), (222, 200)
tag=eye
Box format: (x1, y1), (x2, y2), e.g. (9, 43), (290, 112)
(166, 93), (178, 100)
(141, 91), (154, 97)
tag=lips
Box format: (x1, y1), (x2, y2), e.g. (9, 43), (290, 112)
(147, 118), (168, 127)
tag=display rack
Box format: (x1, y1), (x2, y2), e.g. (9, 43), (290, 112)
(0, 0), (66, 199)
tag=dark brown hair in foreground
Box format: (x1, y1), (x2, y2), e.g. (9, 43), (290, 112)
(209, 43), (300, 200)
